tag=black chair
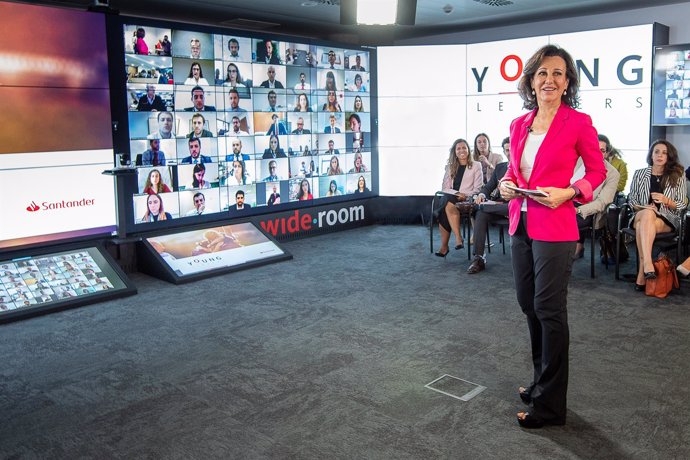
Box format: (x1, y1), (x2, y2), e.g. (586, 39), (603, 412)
(615, 203), (687, 280)
(429, 192), (472, 260)
(579, 211), (608, 279)
(487, 217), (510, 255)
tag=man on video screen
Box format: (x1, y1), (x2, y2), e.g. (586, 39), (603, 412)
(181, 137), (212, 164)
(225, 138), (250, 161)
(147, 111), (176, 139)
(232, 190), (251, 211)
(190, 38), (202, 59)
(185, 192), (206, 216)
(187, 113), (214, 138)
(184, 86), (216, 112)
(259, 66), (284, 89)
(291, 117), (311, 134)
(230, 116), (249, 136)
(141, 139), (167, 166)
(137, 84), (166, 111)
(227, 89), (247, 113)
(228, 38), (241, 61)
(294, 72), (311, 91)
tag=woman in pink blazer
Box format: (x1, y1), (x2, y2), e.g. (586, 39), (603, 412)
(499, 45), (606, 429)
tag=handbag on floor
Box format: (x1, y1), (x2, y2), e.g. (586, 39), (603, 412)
(645, 254), (679, 299)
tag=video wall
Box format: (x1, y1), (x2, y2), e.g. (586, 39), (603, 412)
(123, 24), (373, 226)
(0, 1), (116, 250)
(652, 43), (690, 125)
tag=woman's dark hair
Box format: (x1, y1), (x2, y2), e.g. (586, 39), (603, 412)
(269, 134), (280, 150)
(472, 132), (491, 161)
(297, 179), (311, 200)
(225, 63), (243, 84)
(325, 71), (337, 90)
(358, 175), (366, 191)
(646, 139), (684, 188)
(136, 28), (146, 38)
(447, 138), (473, 178)
(192, 163), (206, 188)
(597, 134), (622, 160)
(188, 62), (204, 79)
(518, 44), (579, 110)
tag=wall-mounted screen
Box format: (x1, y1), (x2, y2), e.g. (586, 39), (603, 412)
(0, 1), (116, 250)
(123, 24), (373, 227)
(0, 246), (134, 322)
(652, 43), (690, 126)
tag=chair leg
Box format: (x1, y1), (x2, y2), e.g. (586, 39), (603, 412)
(487, 229), (491, 254)
(501, 225), (506, 254)
(590, 226), (595, 278)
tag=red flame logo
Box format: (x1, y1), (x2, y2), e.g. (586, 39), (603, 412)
(26, 201), (40, 212)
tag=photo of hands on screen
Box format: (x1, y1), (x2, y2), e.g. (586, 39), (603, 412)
(125, 26), (372, 224)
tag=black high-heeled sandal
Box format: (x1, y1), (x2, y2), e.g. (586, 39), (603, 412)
(518, 386), (532, 405)
(516, 412), (565, 429)
(644, 271), (657, 280)
(634, 283), (646, 292)
(435, 250), (449, 258)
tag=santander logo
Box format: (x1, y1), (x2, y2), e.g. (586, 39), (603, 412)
(25, 198), (96, 213)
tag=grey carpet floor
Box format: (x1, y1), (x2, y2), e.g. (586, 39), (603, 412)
(1, 224), (688, 459)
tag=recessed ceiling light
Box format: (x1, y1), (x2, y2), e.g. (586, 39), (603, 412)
(301, 1), (318, 6)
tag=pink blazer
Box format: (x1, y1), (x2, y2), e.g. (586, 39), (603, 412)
(502, 104), (606, 241)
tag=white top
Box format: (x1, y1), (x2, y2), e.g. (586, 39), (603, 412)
(184, 77), (210, 86)
(520, 131), (546, 212)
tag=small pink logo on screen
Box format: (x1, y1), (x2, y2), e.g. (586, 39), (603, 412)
(26, 201), (40, 212)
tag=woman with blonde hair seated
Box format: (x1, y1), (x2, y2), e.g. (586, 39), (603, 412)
(435, 138), (483, 257)
(627, 139), (687, 291)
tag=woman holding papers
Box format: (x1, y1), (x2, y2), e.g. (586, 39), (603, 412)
(627, 140), (686, 290)
(434, 138), (483, 257)
(498, 45), (606, 429)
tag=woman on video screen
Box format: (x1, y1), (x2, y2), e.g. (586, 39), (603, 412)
(297, 179), (313, 200)
(353, 95), (364, 112)
(326, 179), (341, 197)
(293, 93), (312, 112)
(223, 63), (246, 87)
(322, 90), (342, 112)
(143, 169), (172, 195)
(184, 62), (209, 86)
(141, 193), (171, 222)
(191, 163), (211, 189)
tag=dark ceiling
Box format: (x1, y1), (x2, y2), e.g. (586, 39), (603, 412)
(24, 0), (687, 45)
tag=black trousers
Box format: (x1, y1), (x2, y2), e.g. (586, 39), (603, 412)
(473, 202), (509, 257)
(511, 212), (575, 422)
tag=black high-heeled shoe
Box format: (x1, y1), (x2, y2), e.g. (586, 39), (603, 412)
(644, 271), (657, 280)
(455, 242), (464, 250)
(516, 412), (565, 429)
(435, 250), (449, 258)
(634, 283), (646, 292)
(518, 386), (532, 405)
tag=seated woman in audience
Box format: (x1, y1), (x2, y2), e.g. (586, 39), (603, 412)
(472, 133), (503, 184)
(598, 134), (628, 195)
(435, 138), (483, 257)
(142, 169), (172, 195)
(573, 147), (621, 259)
(627, 140), (687, 291)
